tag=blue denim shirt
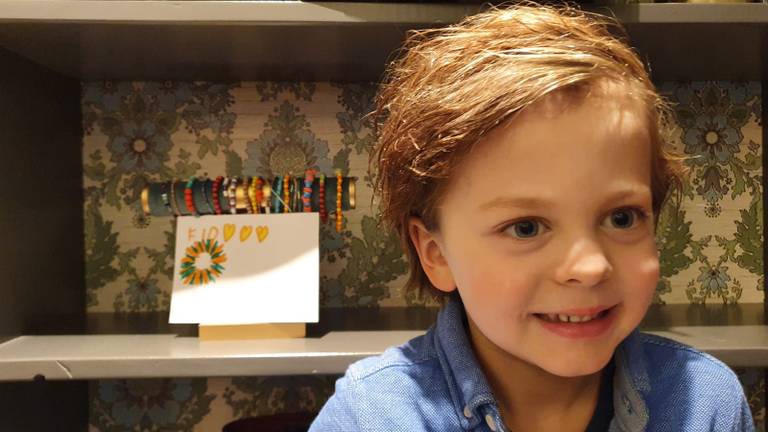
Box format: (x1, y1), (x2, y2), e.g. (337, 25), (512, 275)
(310, 297), (755, 431)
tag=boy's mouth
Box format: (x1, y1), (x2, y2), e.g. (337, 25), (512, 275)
(532, 305), (618, 339)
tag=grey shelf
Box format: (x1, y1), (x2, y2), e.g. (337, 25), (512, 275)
(0, 303), (762, 381)
(0, 331), (424, 380)
(0, 324), (766, 381)
(0, 2), (764, 81)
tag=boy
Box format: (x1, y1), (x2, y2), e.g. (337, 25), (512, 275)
(309, 2), (755, 431)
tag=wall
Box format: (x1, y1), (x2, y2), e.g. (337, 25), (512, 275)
(82, 81), (765, 431)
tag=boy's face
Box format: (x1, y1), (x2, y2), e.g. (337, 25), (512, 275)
(410, 85), (659, 377)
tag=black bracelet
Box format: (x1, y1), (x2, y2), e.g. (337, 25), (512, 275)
(200, 179), (214, 215)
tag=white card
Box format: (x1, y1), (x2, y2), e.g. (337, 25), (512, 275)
(168, 213), (319, 325)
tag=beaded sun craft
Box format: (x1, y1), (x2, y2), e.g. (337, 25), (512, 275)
(179, 239), (228, 285)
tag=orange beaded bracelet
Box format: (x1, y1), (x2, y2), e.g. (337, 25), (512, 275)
(248, 176), (259, 214)
(319, 174), (327, 223)
(335, 169), (343, 232)
(283, 174), (291, 213)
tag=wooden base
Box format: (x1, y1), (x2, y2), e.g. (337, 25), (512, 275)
(199, 323), (306, 341)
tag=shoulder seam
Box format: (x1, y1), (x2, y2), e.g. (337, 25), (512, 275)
(350, 356), (437, 382)
(638, 333), (737, 378)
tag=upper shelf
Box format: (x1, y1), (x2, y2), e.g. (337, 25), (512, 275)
(0, 1), (766, 25)
(0, 1), (764, 81)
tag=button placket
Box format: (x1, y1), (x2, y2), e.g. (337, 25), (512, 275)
(621, 393), (634, 415)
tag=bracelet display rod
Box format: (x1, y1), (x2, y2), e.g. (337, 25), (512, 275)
(141, 172), (356, 231)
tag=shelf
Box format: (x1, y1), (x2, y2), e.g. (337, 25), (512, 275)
(0, 331), (424, 380)
(0, 324), (766, 381)
(0, 303), (765, 381)
(0, 1), (765, 25)
(0, 2), (764, 81)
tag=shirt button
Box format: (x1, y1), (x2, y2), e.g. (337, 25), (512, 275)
(485, 414), (498, 432)
(463, 405), (473, 418)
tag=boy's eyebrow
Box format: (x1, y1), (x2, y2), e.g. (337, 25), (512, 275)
(477, 187), (652, 212)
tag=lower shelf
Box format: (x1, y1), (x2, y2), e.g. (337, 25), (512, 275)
(0, 330), (424, 381)
(0, 325), (766, 381)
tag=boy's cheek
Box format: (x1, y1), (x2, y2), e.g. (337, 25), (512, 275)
(629, 254), (660, 311)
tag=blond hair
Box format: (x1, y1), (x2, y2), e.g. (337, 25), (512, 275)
(370, 1), (687, 303)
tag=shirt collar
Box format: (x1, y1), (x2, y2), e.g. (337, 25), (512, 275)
(434, 294), (650, 431)
(611, 328), (650, 431)
(433, 295), (498, 429)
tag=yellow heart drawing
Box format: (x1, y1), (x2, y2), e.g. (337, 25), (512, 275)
(223, 223), (235, 242)
(256, 226), (269, 243)
(240, 225), (253, 242)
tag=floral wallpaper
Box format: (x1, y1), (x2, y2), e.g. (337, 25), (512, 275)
(82, 81), (765, 431)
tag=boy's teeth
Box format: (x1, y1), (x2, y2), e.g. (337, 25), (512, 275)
(542, 313), (600, 323)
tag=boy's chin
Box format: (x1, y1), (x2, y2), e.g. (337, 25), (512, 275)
(528, 347), (616, 378)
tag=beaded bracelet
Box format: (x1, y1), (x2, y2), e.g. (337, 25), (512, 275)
(335, 169), (343, 232)
(160, 181), (173, 215)
(319, 174), (327, 223)
(228, 177), (238, 214)
(185, 176), (198, 216)
(283, 174), (291, 213)
(302, 169), (314, 212)
(242, 176), (253, 214)
(212, 176), (224, 215)
(263, 181), (271, 214)
(254, 177), (264, 214)
(248, 176), (258, 214)
(221, 177), (230, 213)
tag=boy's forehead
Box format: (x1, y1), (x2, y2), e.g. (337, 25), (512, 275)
(475, 98), (648, 161)
(445, 88), (651, 201)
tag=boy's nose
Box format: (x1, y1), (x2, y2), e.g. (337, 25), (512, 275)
(554, 241), (614, 287)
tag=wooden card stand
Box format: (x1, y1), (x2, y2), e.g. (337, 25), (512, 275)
(199, 323), (306, 341)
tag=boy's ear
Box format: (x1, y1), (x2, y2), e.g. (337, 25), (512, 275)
(408, 217), (456, 293)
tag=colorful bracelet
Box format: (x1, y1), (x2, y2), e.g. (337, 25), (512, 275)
(319, 174), (327, 223)
(254, 177), (264, 214)
(242, 176), (253, 214)
(303, 169), (314, 212)
(212, 176), (224, 215)
(221, 177), (230, 213)
(283, 174), (291, 213)
(185, 176), (198, 216)
(248, 176), (258, 214)
(228, 177), (238, 214)
(335, 169), (343, 232)
(260, 180), (270, 214)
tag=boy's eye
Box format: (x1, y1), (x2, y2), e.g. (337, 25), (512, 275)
(611, 207), (647, 229)
(503, 220), (542, 239)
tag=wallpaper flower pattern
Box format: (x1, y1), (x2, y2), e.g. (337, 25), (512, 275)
(82, 81), (765, 431)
